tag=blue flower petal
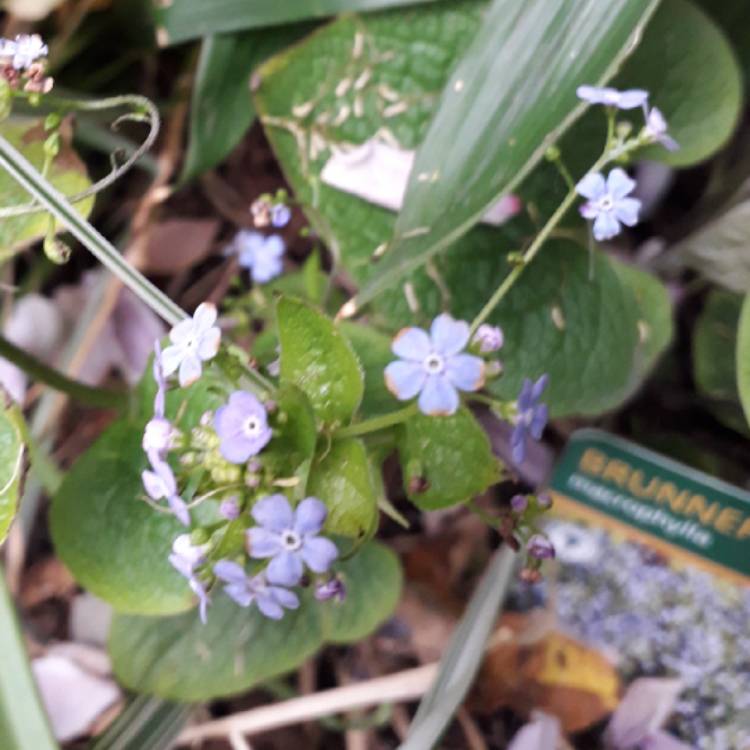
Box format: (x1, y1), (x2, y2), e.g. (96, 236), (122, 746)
(255, 591), (284, 619)
(271, 586), (299, 610)
(511, 432), (526, 464)
(607, 168), (636, 199)
(392, 326), (431, 360)
(616, 88), (648, 109)
(530, 374), (549, 401)
(592, 212), (621, 241)
(224, 582), (253, 607)
(530, 404), (548, 440)
(517, 378), (534, 412)
(430, 314), (470, 356)
(247, 527), (283, 558)
(168, 494), (190, 526)
(418, 374), (459, 416)
(252, 494), (294, 532)
(445, 354), (485, 392)
(301, 537), (338, 573)
(614, 197), (641, 227)
(266, 550), (304, 586)
(575, 172), (606, 201)
(293, 497), (327, 536)
(385, 360), (427, 401)
(214, 560), (247, 584)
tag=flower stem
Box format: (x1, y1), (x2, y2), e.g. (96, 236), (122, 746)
(335, 403), (418, 439)
(469, 151), (611, 337)
(0, 133), (185, 325)
(0, 334), (128, 410)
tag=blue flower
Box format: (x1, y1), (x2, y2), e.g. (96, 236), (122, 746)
(246, 495), (338, 586)
(271, 203), (291, 228)
(4, 34), (48, 71)
(142, 458), (190, 526)
(576, 168), (641, 242)
(315, 577), (346, 603)
(213, 561), (299, 619)
(644, 107), (679, 152)
(511, 375), (549, 464)
(161, 302), (221, 387)
(384, 313), (485, 416)
(576, 85), (648, 112)
(230, 230), (285, 284)
(527, 534), (555, 560)
(168, 534), (210, 623)
(213, 391), (272, 464)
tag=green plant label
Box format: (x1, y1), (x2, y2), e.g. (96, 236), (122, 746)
(549, 429), (750, 584)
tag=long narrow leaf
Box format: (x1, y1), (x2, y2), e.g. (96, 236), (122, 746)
(0, 135), (184, 326)
(153, 0), (439, 45)
(0, 565), (58, 750)
(90, 695), (190, 750)
(350, 0), (660, 312)
(399, 546), (516, 749)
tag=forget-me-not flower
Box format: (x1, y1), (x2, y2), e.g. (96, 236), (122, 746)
(315, 577), (347, 603)
(161, 302), (221, 388)
(213, 561), (299, 619)
(229, 230), (285, 284)
(527, 534), (556, 560)
(143, 343), (178, 463)
(644, 107), (679, 152)
(142, 458), (190, 526)
(576, 168), (641, 242)
(271, 204), (291, 228)
(214, 391), (272, 464)
(576, 85), (649, 112)
(384, 313), (485, 416)
(168, 534), (210, 622)
(472, 324), (504, 354)
(6, 34), (48, 70)
(511, 375), (549, 464)
(247, 495), (338, 586)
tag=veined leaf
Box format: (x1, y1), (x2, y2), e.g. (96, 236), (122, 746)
(352, 0), (659, 310)
(153, 0), (441, 45)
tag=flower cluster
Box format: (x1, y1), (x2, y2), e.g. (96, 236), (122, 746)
(574, 85), (678, 242)
(513, 521), (750, 749)
(225, 230), (285, 285)
(0, 34), (53, 93)
(142, 303), (340, 624)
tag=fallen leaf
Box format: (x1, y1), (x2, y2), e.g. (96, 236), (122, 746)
(142, 218), (220, 274)
(472, 612), (621, 733)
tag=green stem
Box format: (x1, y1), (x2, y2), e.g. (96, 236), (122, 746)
(469, 150), (610, 337)
(0, 334), (129, 410)
(0, 133), (185, 325)
(335, 403), (417, 439)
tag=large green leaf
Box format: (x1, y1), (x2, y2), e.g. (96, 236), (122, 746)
(737, 293), (750, 429)
(277, 297), (364, 426)
(306, 438), (378, 539)
(614, 0), (741, 167)
(153, 0), (441, 45)
(0, 400), (25, 545)
(0, 120), (93, 259)
(182, 25), (311, 181)
(351, 0), (658, 309)
(398, 407), (500, 510)
(695, 0), (750, 90)
(51, 380), (223, 616)
(692, 289), (748, 434)
(109, 542), (401, 700)
(254, 5), (659, 417)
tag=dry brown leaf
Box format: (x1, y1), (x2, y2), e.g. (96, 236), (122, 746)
(20, 557), (77, 608)
(142, 218), (220, 274)
(472, 612), (620, 733)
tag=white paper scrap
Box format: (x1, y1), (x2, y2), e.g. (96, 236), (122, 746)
(321, 141), (521, 226)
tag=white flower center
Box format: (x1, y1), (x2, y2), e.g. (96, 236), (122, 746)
(423, 353), (445, 375)
(281, 530), (302, 551)
(242, 415), (264, 438)
(598, 194), (614, 212)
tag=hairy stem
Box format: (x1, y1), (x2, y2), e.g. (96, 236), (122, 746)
(0, 334), (128, 410)
(335, 403), (417, 439)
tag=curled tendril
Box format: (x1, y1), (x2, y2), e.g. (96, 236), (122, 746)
(0, 93), (160, 218)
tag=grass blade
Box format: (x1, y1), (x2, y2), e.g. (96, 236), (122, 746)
(399, 546), (516, 749)
(0, 565), (59, 750)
